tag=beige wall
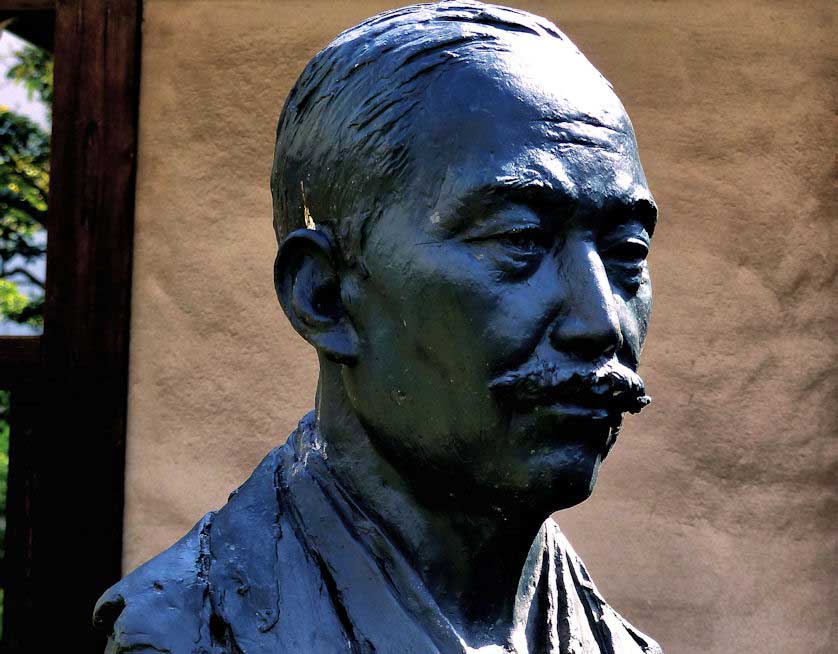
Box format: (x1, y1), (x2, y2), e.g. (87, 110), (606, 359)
(125, 1), (837, 652)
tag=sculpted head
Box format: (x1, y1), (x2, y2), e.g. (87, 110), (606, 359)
(272, 1), (657, 516)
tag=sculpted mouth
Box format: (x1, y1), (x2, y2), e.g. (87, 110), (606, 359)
(544, 380), (651, 414)
(539, 390), (650, 416)
(489, 358), (651, 417)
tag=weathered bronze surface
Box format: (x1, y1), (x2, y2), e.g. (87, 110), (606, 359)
(95, 2), (662, 651)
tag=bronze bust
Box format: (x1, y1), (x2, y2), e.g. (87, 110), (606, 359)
(95, 2), (662, 652)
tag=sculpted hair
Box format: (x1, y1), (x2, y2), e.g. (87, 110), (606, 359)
(270, 0), (569, 264)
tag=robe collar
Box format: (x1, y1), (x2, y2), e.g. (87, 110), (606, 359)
(277, 413), (661, 654)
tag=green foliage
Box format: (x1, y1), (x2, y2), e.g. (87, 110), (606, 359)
(0, 278), (36, 325)
(5, 44), (53, 110)
(0, 92), (50, 327)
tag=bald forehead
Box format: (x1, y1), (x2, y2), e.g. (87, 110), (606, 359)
(418, 34), (629, 136)
(411, 38), (638, 189)
(394, 38), (650, 231)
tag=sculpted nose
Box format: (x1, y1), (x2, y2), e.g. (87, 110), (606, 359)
(549, 241), (623, 360)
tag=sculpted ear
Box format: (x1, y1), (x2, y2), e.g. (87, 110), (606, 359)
(275, 228), (358, 365)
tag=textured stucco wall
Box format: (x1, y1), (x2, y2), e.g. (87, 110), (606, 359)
(125, 2), (837, 652)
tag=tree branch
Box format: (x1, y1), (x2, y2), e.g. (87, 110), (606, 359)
(3, 266), (44, 288)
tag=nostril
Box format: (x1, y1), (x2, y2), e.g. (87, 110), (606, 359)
(549, 312), (623, 359)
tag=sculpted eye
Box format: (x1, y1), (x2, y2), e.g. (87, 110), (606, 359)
(463, 224), (549, 278)
(459, 203), (550, 276)
(601, 235), (649, 293)
(604, 237), (648, 263)
(492, 227), (550, 252)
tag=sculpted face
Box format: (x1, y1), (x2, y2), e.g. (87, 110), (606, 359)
(339, 36), (657, 511)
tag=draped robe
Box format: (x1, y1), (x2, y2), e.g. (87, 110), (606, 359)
(94, 414), (662, 654)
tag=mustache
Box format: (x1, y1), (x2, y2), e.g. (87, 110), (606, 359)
(489, 358), (651, 415)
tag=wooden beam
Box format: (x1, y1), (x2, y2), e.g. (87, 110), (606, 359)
(1, 0), (142, 649)
(0, 1), (54, 11)
(0, 10), (55, 51)
(0, 336), (41, 383)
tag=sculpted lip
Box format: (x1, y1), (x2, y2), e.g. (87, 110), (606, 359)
(534, 401), (614, 421)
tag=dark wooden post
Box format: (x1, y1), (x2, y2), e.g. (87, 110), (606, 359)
(0, 0), (141, 649)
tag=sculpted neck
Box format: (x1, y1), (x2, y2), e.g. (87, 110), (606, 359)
(313, 362), (550, 643)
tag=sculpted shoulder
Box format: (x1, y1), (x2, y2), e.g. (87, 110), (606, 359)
(93, 446), (287, 653)
(93, 510), (214, 653)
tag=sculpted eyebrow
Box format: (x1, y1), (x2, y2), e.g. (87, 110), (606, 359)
(454, 176), (577, 224)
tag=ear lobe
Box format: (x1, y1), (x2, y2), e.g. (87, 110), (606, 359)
(275, 229), (359, 364)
